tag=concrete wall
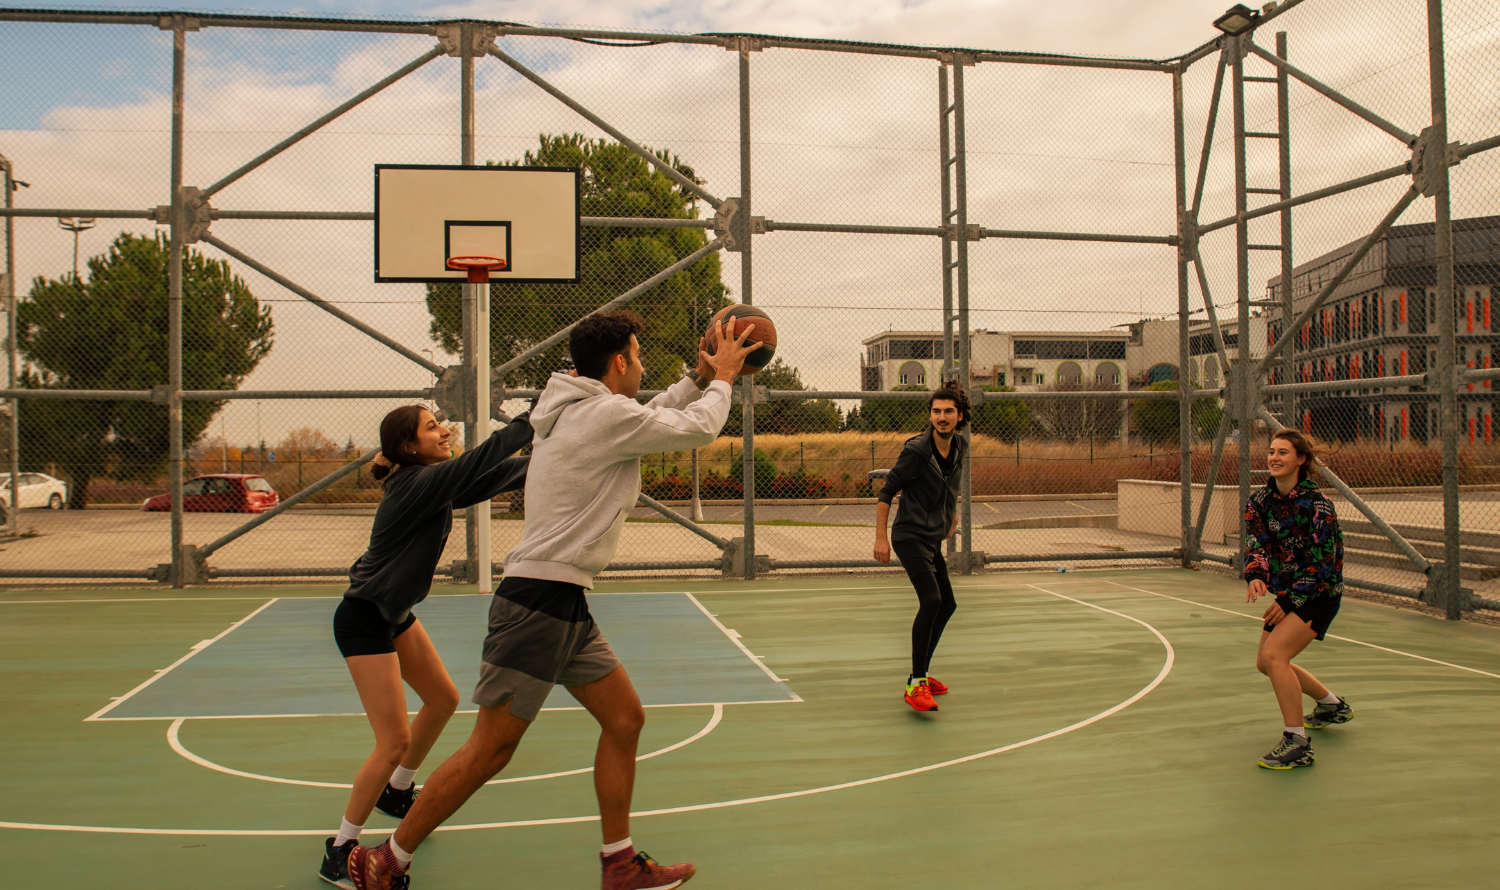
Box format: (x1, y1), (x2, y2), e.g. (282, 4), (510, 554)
(1117, 478), (1240, 546)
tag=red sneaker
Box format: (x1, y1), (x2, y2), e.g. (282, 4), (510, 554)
(926, 676), (949, 695)
(904, 678), (938, 712)
(347, 841), (408, 890)
(602, 850), (695, 890)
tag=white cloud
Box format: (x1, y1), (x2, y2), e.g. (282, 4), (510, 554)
(3, 0), (1495, 450)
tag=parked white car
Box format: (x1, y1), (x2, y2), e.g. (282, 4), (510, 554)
(0, 472), (68, 510)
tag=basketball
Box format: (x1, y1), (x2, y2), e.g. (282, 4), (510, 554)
(705, 305), (777, 375)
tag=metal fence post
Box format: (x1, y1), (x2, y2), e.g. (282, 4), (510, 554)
(1173, 67), (1194, 567)
(953, 55), (973, 574)
(739, 40), (756, 581)
(459, 24), (489, 587)
(1427, 0), (1463, 618)
(1, 154), (18, 537)
(1232, 35), (1251, 572)
(168, 17), (188, 587)
(1276, 32), (1295, 428)
(938, 62), (956, 561)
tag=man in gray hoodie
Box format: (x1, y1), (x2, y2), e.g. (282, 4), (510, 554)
(349, 310), (758, 890)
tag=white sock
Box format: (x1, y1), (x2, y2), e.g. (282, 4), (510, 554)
(389, 765), (418, 790)
(389, 836), (414, 867)
(1316, 692), (1341, 705)
(1285, 725), (1307, 738)
(334, 817), (362, 846)
(601, 837), (634, 857)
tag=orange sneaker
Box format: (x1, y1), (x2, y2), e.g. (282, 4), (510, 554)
(926, 676), (949, 695)
(904, 678), (938, 712)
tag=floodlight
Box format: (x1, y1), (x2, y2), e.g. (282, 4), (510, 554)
(1213, 4), (1260, 35)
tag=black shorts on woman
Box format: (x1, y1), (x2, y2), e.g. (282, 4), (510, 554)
(879, 429), (965, 677)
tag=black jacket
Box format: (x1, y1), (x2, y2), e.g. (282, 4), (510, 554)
(344, 414), (533, 623)
(878, 429), (965, 545)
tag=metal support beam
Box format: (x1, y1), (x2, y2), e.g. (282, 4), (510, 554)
(939, 61), (956, 561)
(1258, 406), (1432, 575)
(1191, 49), (1228, 218)
(1246, 42), (1417, 146)
(487, 45), (722, 210)
(1193, 408), (1233, 553)
(195, 450), (380, 561)
(953, 59), (974, 575)
(1, 154), (19, 535)
(492, 238), (724, 377)
(1428, 0), (1464, 618)
(460, 25), (491, 593)
(1276, 32), (1296, 427)
(1197, 163), (1410, 236)
(201, 46), (445, 200)
(168, 18), (187, 587)
(1232, 41), (1251, 575)
(738, 43), (756, 581)
(637, 492), (730, 549)
(1174, 67), (1194, 568)
(200, 233), (445, 375)
(1256, 187), (1421, 375)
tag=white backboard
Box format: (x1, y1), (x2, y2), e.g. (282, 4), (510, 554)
(374, 165), (580, 284)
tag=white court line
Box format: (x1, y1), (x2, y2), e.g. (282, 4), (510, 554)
(0, 597), (277, 605)
(84, 599), (280, 722)
(683, 592), (802, 699)
(164, 704), (724, 789)
(0, 585), (1172, 835)
(1101, 579), (1500, 681)
(90, 700), (791, 722)
(1, 586), (909, 609)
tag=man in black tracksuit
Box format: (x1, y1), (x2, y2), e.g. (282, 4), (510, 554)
(873, 382), (969, 713)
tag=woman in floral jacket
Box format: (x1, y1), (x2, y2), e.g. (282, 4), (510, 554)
(1243, 429), (1353, 770)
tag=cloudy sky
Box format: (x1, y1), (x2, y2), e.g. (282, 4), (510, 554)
(2, 0), (1494, 448)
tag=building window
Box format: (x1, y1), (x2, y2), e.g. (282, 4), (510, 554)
(1036, 373), (1046, 385)
(898, 362), (926, 387)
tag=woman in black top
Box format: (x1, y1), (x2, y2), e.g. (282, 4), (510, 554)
(873, 383), (969, 714)
(319, 405), (531, 888)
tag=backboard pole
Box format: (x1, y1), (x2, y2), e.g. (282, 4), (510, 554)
(459, 24), (491, 592)
(168, 18), (187, 587)
(738, 41), (756, 581)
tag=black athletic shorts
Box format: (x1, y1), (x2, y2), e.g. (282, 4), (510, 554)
(334, 596), (418, 658)
(1265, 592), (1341, 641)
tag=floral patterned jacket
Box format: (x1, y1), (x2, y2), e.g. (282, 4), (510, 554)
(1242, 478), (1343, 606)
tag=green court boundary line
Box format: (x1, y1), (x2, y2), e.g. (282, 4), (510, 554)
(165, 705), (725, 789)
(0, 585), (1175, 836)
(1101, 580), (1500, 681)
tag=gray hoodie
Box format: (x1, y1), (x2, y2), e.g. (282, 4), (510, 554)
(503, 372), (733, 587)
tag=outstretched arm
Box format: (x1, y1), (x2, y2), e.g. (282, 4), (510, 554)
(400, 413), (535, 508)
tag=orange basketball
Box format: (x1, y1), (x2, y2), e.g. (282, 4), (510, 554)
(705, 305), (777, 375)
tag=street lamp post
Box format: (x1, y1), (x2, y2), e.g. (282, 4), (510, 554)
(56, 217), (96, 281)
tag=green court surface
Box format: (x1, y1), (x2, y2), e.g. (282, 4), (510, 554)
(3, 569), (1498, 889)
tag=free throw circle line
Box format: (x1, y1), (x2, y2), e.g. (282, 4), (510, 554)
(0, 586), (1171, 835)
(165, 704), (724, 789)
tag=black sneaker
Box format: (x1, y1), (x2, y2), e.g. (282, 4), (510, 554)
(376, 782), (417, 819)
(1304, 697), (1354, 729)
(319, 837), (356, 889)
(1257, 731), (1315, 770)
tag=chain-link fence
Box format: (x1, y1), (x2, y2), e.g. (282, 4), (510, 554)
(1, 2), (1497, 614)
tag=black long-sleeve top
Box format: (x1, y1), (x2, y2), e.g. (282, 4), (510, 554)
(878, 429), (965, 545)
(344, 415), (533, 623)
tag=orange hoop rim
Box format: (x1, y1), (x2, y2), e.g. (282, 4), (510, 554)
(446, 255), (506, 270)
(446, 255), (507, 283)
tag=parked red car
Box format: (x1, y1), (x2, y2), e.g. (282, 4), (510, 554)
(142, 474), (280, 513)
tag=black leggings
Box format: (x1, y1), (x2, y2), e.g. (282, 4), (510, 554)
(893, 539), (958, 677)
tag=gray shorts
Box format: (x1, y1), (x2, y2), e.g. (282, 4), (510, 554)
(471, 577), (621, 722)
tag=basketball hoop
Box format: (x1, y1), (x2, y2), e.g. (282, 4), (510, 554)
(446, 255), (507, 283)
